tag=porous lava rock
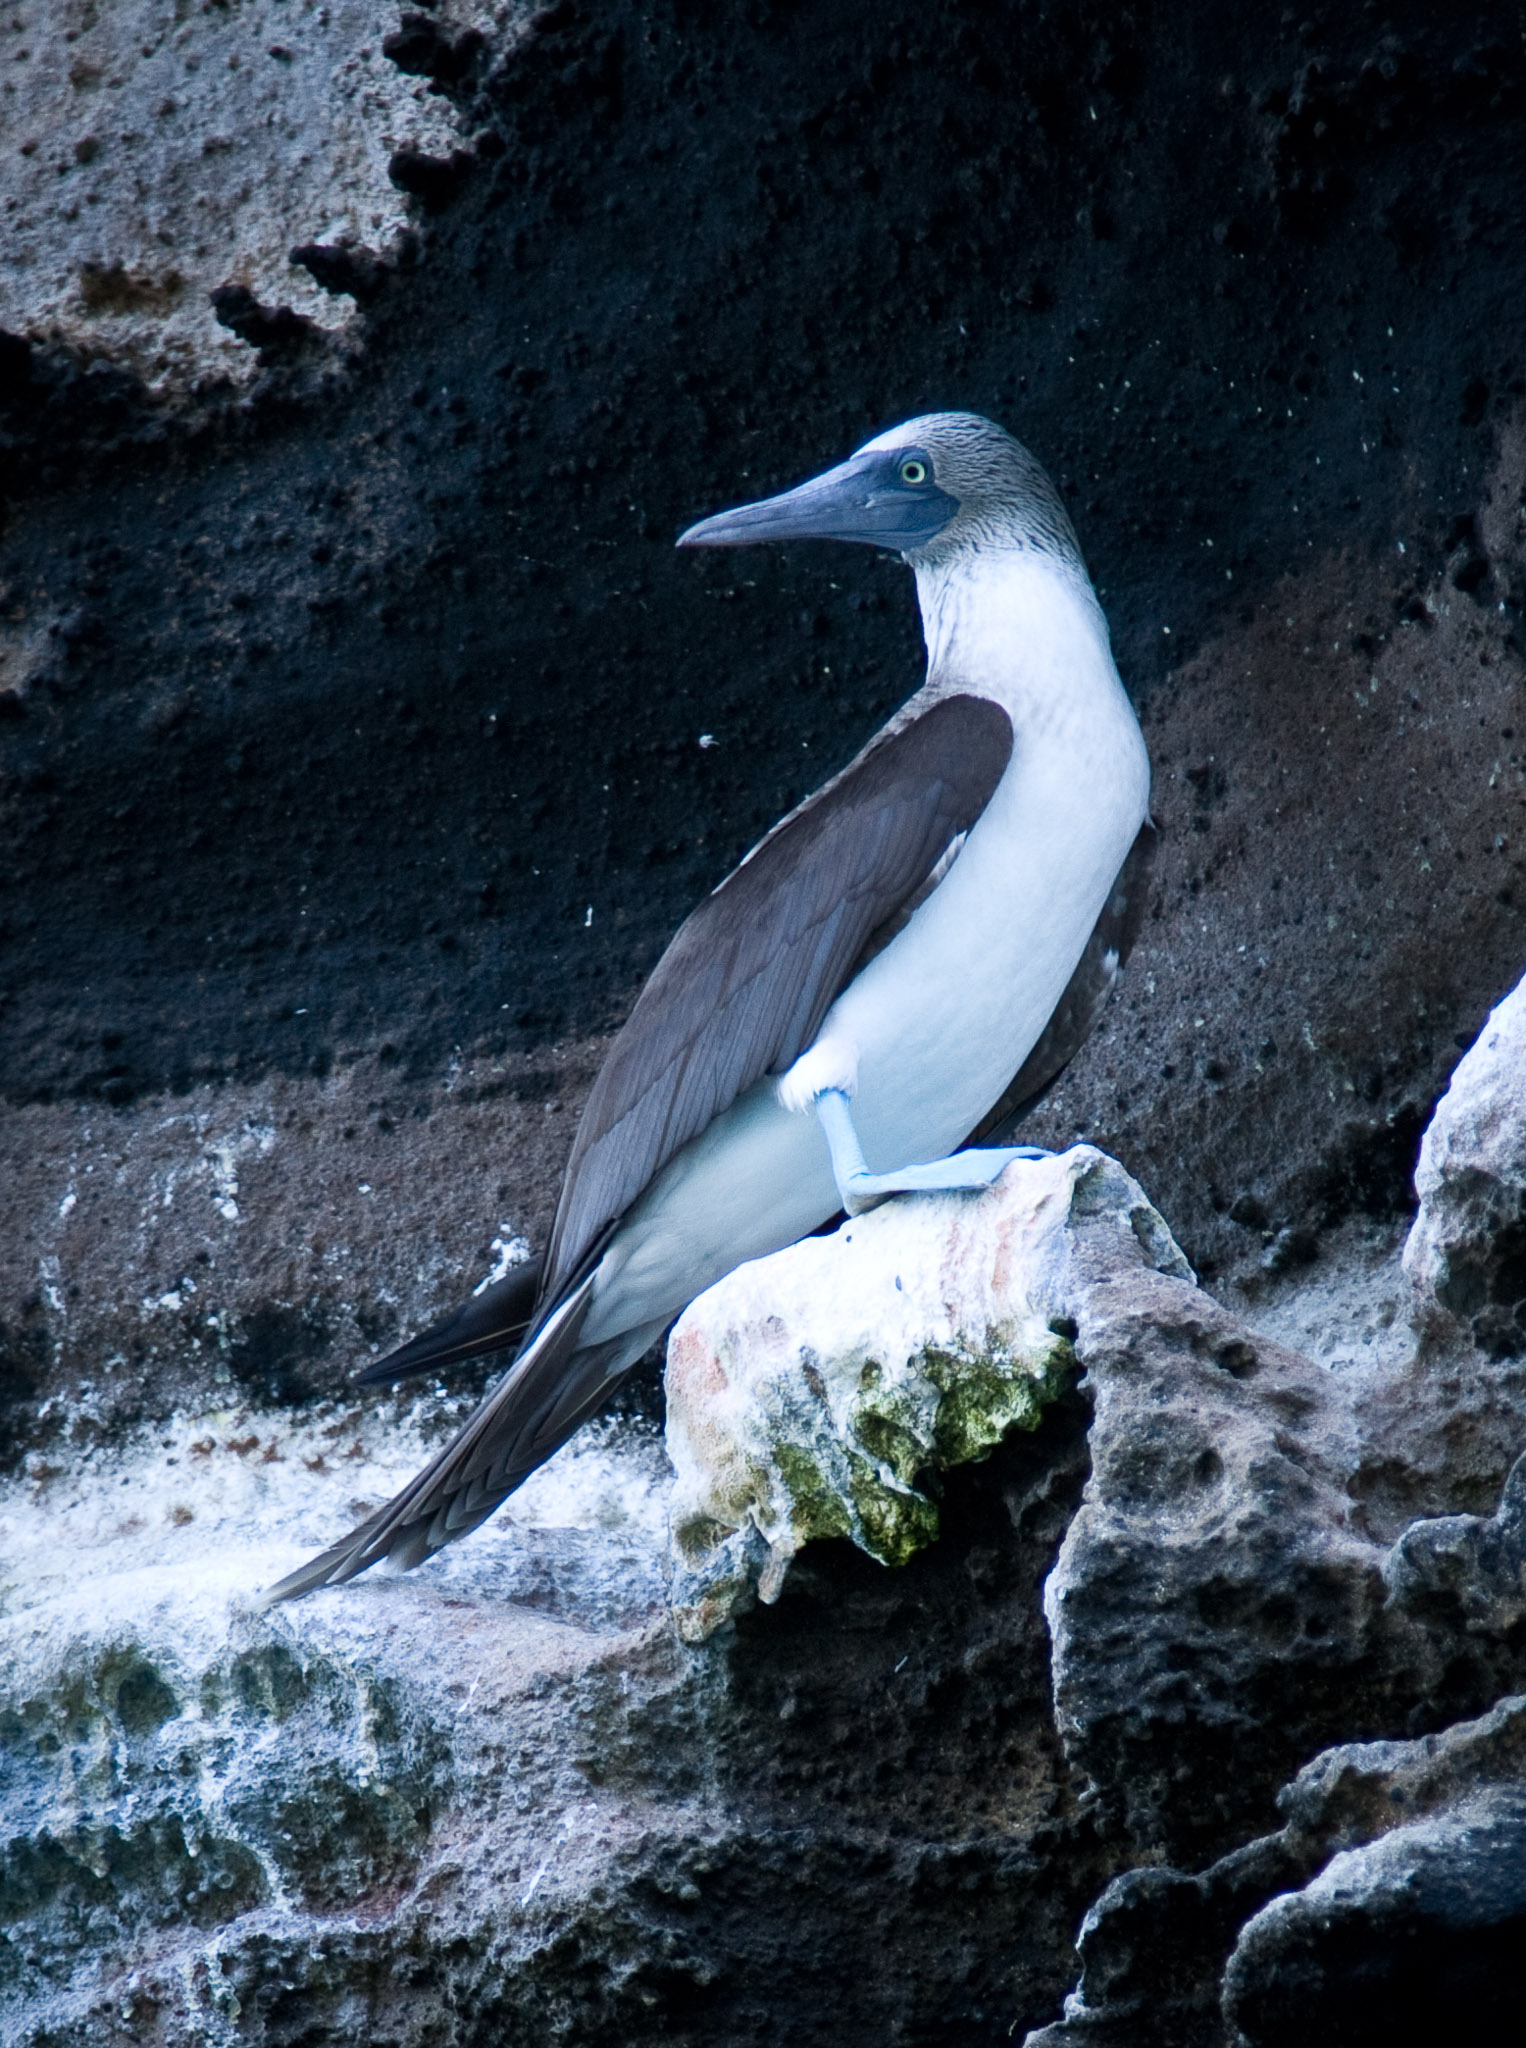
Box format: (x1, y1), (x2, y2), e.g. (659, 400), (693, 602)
(4, 0), (1526, 1305)
(1022, 967), (1526, 2047)
(0, 0), (499, 392)
(0, 1192), (1112, 2047)
(1027, 1694), (1526, 2048)
(1220, 1697), (1526, 2048)
(665, 1148), (1186, 1640)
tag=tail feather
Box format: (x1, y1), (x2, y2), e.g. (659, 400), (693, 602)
(351, 1258), (544, 1386)
(262, 1278), (600, 1604)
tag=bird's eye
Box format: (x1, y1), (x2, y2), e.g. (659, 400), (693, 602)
(899, 458), (928, 485)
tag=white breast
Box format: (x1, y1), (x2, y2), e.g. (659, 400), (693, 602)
(785, 549), (1150, 1171)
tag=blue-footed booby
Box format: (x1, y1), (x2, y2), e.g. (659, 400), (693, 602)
(267, 412), (1153, 1602)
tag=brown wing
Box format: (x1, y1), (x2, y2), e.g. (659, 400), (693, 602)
(538, 692), (1014, 1310)
(970, 818), (1159, 1141)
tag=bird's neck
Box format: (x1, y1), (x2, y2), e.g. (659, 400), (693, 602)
(913, 548), (1122, 734)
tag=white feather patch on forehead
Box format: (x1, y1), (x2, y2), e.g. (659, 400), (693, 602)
(856, 410), (1007, 455)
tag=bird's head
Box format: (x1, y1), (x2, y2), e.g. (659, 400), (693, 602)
(676, 411), (1082, 571)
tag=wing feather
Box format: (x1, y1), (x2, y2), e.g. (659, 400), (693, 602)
(537, 693), (1014, 1309)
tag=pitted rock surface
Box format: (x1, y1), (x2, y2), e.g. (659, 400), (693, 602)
(4, 0), (1526, 1307)
(0, 0), (520, 392)
(6, 1026), (1526, 2043)
(0, 1305), (1105, 2045)
(1026, 1695), (1526, 2047)
(1019, 969), (1526, 2046)
(665, 1148), (1186, 1640)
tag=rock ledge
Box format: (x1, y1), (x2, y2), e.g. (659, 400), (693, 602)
(665, 1148), (1190, 1641)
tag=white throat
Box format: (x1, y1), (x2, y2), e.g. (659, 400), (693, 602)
(913, 545), (1115, 720)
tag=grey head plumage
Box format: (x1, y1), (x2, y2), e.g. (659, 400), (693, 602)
(678, 409), (1086, 574)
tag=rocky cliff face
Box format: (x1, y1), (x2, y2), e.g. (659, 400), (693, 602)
(5, 980), (1526, 2045)
(3, 1), (1526, 2042)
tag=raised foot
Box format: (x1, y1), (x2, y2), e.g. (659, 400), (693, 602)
(814, 1089), (1050, 1216)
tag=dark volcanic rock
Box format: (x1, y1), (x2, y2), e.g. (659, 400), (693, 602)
(209, 285), (320, 358)
(1222, 1702), (1526, 2048)
(1024, 976), (1526, 2047)
(1027, 1695), (1526, 2048)
(0, 1335), (1103, 2047)
(1386, 1448), (1526, 1641)
(290, 242), (396, 306)
(1046, 1274), (1401, 1863)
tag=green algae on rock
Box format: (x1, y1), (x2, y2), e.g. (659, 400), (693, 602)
(664, 1148), (1192, 1642)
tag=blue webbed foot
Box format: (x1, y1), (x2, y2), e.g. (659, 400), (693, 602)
(814, 1090), (1050, 1217)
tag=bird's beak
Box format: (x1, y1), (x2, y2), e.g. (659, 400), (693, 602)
(677, 450), (958, 552)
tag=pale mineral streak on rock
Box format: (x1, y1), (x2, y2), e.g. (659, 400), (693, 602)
(664, 1147), (1191, 1643)
(0, 0), (528, 392)
(1, 1052), (591, 1454)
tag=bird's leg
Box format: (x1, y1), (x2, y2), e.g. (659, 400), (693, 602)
(813, 1089), (1049, 1218)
